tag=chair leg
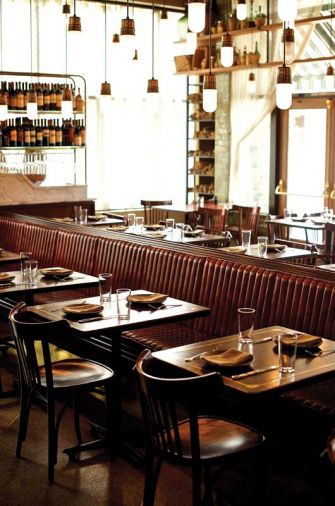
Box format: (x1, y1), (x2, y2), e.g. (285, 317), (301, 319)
(16, 387), (33, 458)
(105, 381), (115, 458)
(47, 400), (57, 483)
(202, 465), (214, 506)
(73, 397), (83, 445)
(191, 462), (203, 506)
(143, 455), (162, 506)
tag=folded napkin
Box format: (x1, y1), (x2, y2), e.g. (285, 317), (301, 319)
(184, 230), (204, 237)
(62, 303), (103, 315)
(296, 334), (323, 348)
(108, 225), (128, 231)
(127, 293), (167, 304)
(145, 232), (167, 239)
(144, 224), (165, 231)
(0, 273), (15, 283)
(88, 215), (106, 221)
(41, 268), (74, 278)
(227, 246), (247, 253)
(267, 244), (286, 251)
(52, 217), (74, 223)
(201, 348), (253, 367)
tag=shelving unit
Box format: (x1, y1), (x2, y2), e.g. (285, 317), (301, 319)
(187, 77), (215, 204)
(0, 71), (87, 187)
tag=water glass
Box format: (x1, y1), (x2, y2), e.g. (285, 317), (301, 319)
(99, 273), (112, 304)
(241, 230), (251, 249)
(176, 223), (185, 242)
(80, 208), (88, 225)
(20, 251), (32, 280)
(135, 216), (144, 233)
(237, 307), (256, 344)
(116, 288), (131, 320)
(278, 334), (298, 373)
(74, 205), (82, 223)
(25, 259), (38, 286)
(166, 218), (175, 232)
(127, 213), (136, 229)
(283, 208), (290, 219)
(257, 236), (268, 257)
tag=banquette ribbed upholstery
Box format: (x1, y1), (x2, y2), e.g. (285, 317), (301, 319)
(1, 212), (335, 425)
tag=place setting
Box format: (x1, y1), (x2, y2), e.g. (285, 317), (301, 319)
(127, 292), (182, 311)
(0, 272), (16, 289)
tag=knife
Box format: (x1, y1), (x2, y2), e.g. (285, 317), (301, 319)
(77, 315), (117, 324)
(231, 365), (279, 380)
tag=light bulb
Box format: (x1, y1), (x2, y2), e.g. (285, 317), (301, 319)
(220, 46), (234, 67)
(276, 83), (292, 109)
(278, 0), (297, 23)
(203, 74), (217, 113)
(247, 72), (256, 94)
(236, 1), (247, 21)
(187, 1), (206, 33)
(186, 31), (197, 54)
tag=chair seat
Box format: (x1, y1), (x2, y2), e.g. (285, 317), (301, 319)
(40, 359), (114, 389)
(168, 416), (263, 462)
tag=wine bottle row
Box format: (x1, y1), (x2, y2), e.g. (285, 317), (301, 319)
(0, 81), (85, 113)
(0, 118), (86, 147)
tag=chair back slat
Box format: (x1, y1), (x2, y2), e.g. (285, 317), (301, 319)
(141, 200), (172, 225)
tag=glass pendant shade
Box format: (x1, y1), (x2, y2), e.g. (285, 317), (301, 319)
(27, 90), (38, 120)
(221, 33), (234, 67)
(325, 64), (335, 89)
(247, 72), (256, 94)
(203, 74), (217, 113)
(276, 65), (292, 110)
(147, 78), (160, 113)
(278, 0), (297, 23)
(281, 27), (295, 64)
(0, 94), (8, 120)
(187, 1), (206, 33)
(186, 31), (197, 54)
(236, 1), (247, 21)
(61, 85), (73, 117)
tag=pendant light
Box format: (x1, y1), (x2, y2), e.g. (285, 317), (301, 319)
(62, 26), (73, 117)
(276, 23), (292, 110)
(221, 0), (234, 68)
(325, 1), (335, 89)
(120, 0), (136, 60)
(247, 71), (256, 94)
(186, 30), (197, 54)
(280, 23), (295, 64)
(27, 0), (37, 120)
(0, 0), (8, 121)
(278, 0), (297, 24)
(187, 0), (206, 34)
(236, 0), (247, 21)
(147, 0), (159, 113)
(68, 0), (82, 35)
(100, 0), (111, 104)
(62, 0), (70, 15)
(160, 0), (168, 23)
(203, 0), (217, 113)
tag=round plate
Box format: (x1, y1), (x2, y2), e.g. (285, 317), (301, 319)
(40, 268), (74, 279)
(0, 273), (15, 284)
(62, 303), (103, 316)
(201, 352), (253, 368)
(127, 293), (167, 305)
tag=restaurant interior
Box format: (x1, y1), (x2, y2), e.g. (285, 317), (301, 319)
(2, 0), (335, 505)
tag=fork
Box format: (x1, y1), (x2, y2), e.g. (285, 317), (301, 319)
(148, 303), (182, 311)
(304, 349), (335, 358)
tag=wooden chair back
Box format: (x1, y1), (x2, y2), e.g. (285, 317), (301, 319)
(228, 205), (261, 243)
(141, 200), (172, 225)
(196, 207), (227, 234)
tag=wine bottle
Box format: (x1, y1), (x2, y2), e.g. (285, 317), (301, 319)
(43, 83), (50, 111)
(42, 119), (49, 146)
(30, 120), (36, 147)
(55, 119), (62, 146)
(24, 119), (31, 147)
(50, 83), (57, 111)
(17, 118), (24, 147)
(68, 119), (74, 146)
(10, 119), (17, 147)
(2, 121), (9, 147)
(49, 119), (56, 146)
(36, 119), (43, 147)
(16, 82), (24, 110)
(75, 87), (84, 113)
(74, 120), (81, 146)
(79, 120), (86, 146)
(37, 84), (43, 111)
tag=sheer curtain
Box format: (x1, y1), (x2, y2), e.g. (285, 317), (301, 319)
(229, 0), (323, 210)
(1, 0), (187, 210)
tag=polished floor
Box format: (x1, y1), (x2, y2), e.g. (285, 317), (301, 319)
(0, 348), (334, 506)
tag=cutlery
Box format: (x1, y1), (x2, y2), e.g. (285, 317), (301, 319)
(77, 315), (117, 324)
(304, 349), (335, 358)
(231, 365), (279, 380)
(148, 303), (182, 311)
(253, 336), (273, 344)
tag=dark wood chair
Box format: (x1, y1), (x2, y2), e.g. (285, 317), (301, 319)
(196, 206), (228, 234)
(141, 199), (172, 225)
(134, 350), (266, 506)
(9, 302), (115, 483)
(226, 205), (261, 245)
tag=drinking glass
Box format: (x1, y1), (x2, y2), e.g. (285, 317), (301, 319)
(127, 213), (136, 230)
(99, 273), (112, 305)
(79, 208), (88, 225)
(166, 218), (175, 233)
(116, 288), (131, 320)
(328, 209), (334, 222)
(257, 236), (268, 257)
(237, 307), (256, 344)
(20, 251), (32, 280)
(176, 223), (185, 242)
(135, 216), (144, 233)
(283, 208), (290, 219)
(74, 205), (82, 223)
(25, 259), (38, 286)
(278, 334), (298, 373)
(241, 230), (251, 249)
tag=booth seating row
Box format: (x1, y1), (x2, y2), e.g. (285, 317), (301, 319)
(1, 212), (335, 429)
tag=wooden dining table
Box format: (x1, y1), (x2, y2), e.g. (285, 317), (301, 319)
(28, 291), (210, 455)
(219, 245), (317, 262)
(153, 202), (229, 227)
(0, 250), (21, 266)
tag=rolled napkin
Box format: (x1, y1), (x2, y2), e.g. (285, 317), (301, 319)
(62, 303), (103, 315)
(0, 273), (15, 284)
(127, 293), (168, 304)
(201, 348), (253, 367)
(40, 268), (74, 278)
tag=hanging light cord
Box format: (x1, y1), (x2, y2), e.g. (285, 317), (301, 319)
(126, 0), (129, 19)
(151, 0), (154, 78)
(283, 21), (286, 66)
(331, 0), (333, 57)
(74, 0), (76, 16)
(104, 0), (107, 81)
(209, 0), (212, 73)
